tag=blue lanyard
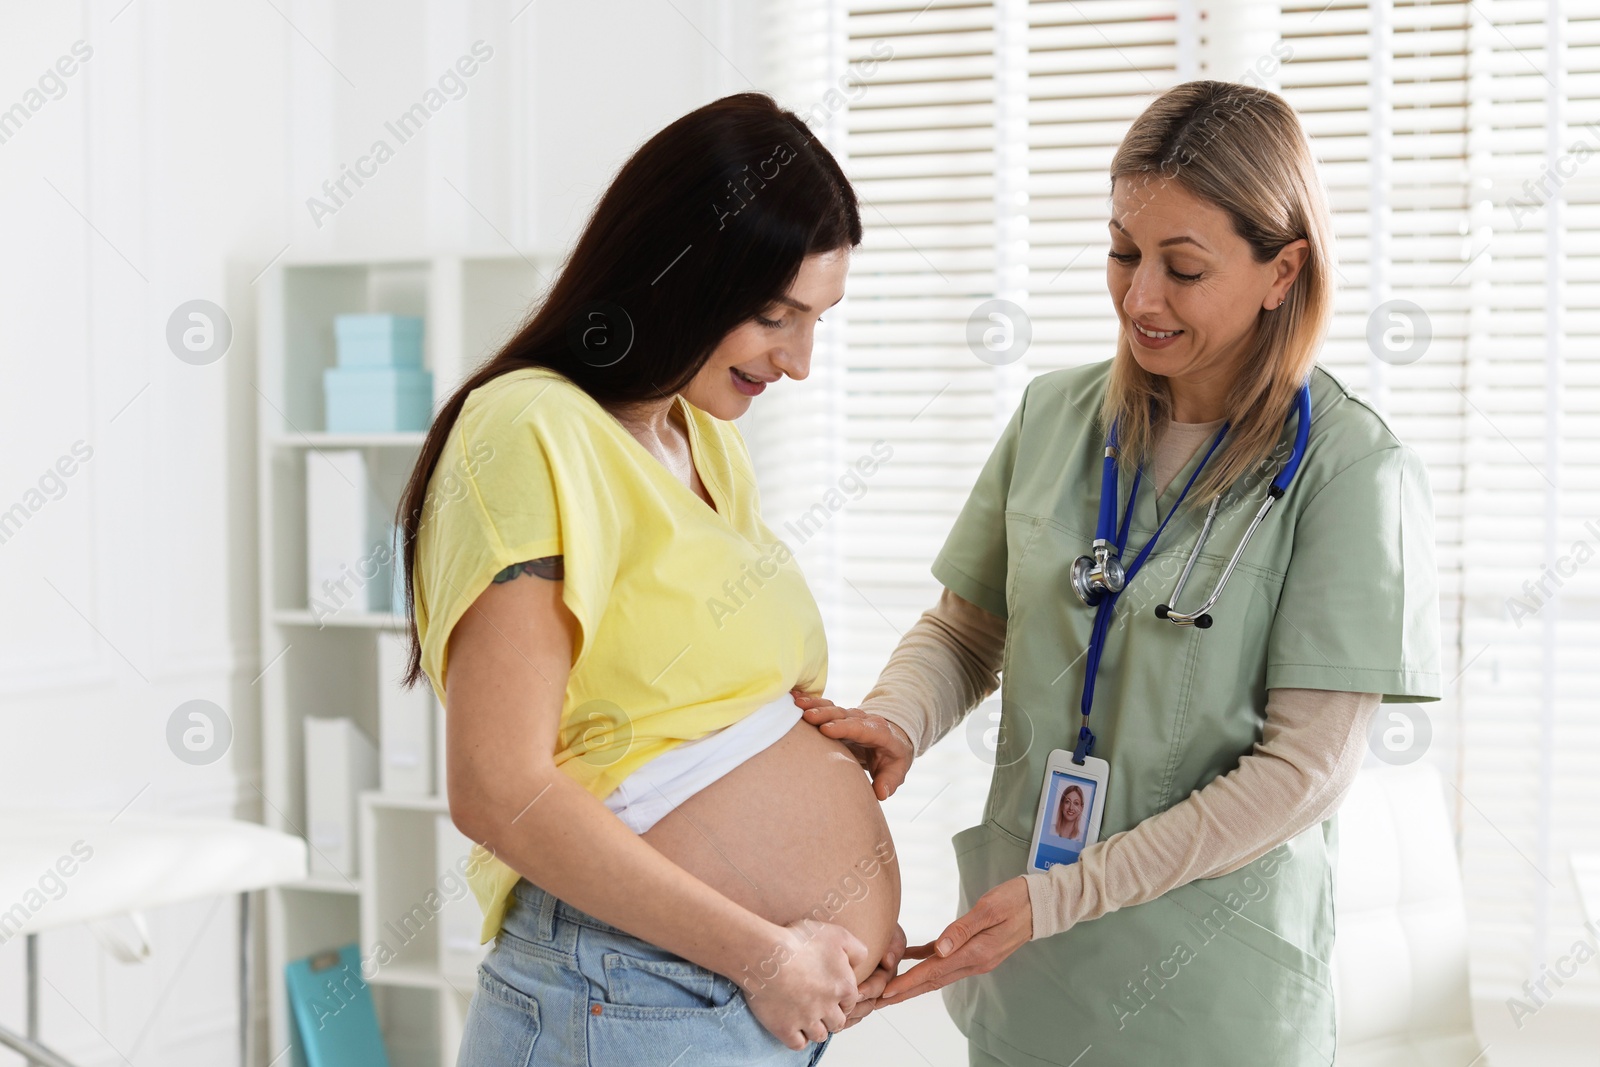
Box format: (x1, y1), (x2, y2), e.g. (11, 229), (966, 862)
(1073, 421), (1229, 763)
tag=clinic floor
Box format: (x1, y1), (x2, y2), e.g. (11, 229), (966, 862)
(823, 996), (1600, 1066)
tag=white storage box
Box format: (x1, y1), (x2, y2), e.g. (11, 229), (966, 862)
(377, 632), (434, 796)
(305, 449), (392, 618)
(304, 717), (379, 879)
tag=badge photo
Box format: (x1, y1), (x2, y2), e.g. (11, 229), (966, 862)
(1027, 749), (1110, 874)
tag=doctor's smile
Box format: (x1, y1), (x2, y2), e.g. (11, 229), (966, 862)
(1128, 320), (1182, 346)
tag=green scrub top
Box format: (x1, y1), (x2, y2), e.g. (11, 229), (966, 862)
(933, 360), (1441, 1067)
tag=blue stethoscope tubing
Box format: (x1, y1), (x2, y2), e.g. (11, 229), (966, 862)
(1069, 381), (1313, 764)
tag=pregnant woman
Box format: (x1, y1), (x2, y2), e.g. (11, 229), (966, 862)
(393, 93), (902, 1065)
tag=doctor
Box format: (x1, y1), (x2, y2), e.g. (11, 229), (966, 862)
(798, 80), (1442, 1065)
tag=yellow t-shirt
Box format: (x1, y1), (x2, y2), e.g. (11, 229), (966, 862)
(413, 366), (829, 941)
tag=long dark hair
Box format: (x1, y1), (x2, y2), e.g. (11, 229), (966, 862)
(396, 91), (861, 688)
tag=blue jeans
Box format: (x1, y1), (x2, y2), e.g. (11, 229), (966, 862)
(457, 878), (834, 1066)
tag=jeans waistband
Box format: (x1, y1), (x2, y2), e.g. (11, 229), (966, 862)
(509, 877), (639, 944)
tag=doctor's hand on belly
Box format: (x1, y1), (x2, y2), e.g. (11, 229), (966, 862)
(794, 692), (915, 800)
(795, 692), (1036, 1007)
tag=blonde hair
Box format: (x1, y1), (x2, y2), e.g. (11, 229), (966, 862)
(1101, 80), (1334, 505)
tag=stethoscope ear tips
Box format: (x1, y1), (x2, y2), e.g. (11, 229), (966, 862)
(1194, 614), (1214, 629)
(1154, 604), (1170, 620)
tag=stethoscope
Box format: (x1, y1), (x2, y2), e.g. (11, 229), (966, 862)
(1064, 381), (1313, 764)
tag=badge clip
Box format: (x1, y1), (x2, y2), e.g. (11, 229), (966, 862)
(1072, 723), (1095, 765)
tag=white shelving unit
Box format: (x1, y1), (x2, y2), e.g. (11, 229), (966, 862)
(255, 252), (555, 1066)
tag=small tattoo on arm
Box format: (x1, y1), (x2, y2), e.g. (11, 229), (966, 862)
(492, 556), (564, 583)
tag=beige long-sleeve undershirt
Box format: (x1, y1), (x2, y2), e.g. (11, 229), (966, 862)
(858, 418), (1381, 940)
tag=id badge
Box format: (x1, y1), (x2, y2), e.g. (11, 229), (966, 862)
(1026, 749), (1110, 874)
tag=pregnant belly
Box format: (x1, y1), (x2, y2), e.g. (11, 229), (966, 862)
(640, 719), (901, 984)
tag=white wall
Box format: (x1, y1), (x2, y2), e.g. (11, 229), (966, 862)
(0, 1), (764, 1062)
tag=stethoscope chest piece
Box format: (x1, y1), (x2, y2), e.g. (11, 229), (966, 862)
(1070, 542), (1125, 606)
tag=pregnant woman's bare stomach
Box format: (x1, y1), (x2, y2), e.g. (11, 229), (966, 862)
(640, 719), (900, 985)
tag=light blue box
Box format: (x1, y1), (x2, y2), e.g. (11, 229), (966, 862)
(334, 314), (424, 369)
(323, 367), (433, 433)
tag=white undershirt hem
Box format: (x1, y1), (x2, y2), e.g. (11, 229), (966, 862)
(602, 694), (803, 834)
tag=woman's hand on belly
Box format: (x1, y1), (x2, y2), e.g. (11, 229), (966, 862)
(744, 919), (870, 1048)
(793, 691), (915, 800)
